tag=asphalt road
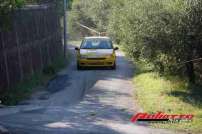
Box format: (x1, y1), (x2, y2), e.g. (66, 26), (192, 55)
(0, 45), (180, 134)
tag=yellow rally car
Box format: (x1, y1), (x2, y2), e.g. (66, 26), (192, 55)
(75, 37), (119, 70)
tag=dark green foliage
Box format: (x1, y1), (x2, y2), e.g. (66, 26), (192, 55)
(43, 65), (56, 75)
(68, 0), (115, 39)
(0, 0), (24, 30)
(108, 0), (202, 83)
(69, 0), (202, 83)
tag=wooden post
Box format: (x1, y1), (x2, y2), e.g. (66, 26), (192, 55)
(35, 13), (44, 71)
(14, 19), (24, 82)
(1, 32), (10, 89)
(63, 0), (67, 59)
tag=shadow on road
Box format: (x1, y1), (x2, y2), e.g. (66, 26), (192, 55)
(0, 46), (146, 134)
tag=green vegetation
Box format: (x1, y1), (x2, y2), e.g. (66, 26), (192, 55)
(134, 62), (202, 133)
(68, 0), (117, 39)
(109, 0), (202, 84)
(0, 54), (69, 105)
(69, 0), (202, 84)
(0, 0), (24, 30)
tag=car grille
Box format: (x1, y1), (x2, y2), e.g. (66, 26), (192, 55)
(87, 58), (106, 60)
(88, 62), (104, 65)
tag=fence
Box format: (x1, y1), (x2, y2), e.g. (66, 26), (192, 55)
(0, 4), (63, 91)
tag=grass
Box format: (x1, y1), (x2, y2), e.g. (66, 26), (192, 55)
(0, 54), (69, 106)
(133, 62), (202, 133)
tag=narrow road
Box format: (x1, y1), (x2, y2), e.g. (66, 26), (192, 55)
(0, 44), (179, 134)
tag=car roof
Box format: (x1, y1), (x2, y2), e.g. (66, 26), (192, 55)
(84, 36), (111, 40)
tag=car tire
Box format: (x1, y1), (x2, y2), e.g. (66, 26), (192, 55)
(111, 62), (116, 70)
(77, 64), (82, 70)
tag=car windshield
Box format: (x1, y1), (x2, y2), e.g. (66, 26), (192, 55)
(81, 39), (113, 49)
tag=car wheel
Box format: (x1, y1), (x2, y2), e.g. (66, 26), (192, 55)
(77, 64), (82, 70)
(111, 62), (116, 70)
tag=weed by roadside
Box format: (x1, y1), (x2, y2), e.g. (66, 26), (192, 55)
(133, 61), (202, 134)
(0, 54), (70, 106)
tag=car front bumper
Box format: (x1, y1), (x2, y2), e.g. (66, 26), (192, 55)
(78, 58), (115, 67)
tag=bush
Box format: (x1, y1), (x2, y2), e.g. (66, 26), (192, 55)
(108, 0), (202, 83)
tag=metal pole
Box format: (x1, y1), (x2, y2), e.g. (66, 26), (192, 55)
(63, 0), (67, 58)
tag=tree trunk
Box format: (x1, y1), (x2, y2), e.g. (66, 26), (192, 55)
(186, 61), (195, 84)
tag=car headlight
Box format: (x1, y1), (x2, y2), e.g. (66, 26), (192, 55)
(106, 54), (114, 58)
(80, 55), (87, 59)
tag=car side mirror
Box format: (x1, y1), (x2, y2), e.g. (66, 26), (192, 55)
(75, 47), (79, 51)
(114, 47), (119, 50)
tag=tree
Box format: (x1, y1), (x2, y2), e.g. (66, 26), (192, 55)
(68, 0), (115, 39)
(108, 0), (202, 83)
(69, 0), (202, 83)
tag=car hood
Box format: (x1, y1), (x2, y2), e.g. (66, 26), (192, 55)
(80, 49), (113, 58)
